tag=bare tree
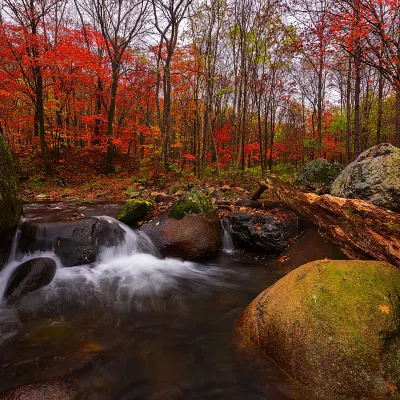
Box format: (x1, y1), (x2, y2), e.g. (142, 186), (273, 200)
(152, 0), (193, 171)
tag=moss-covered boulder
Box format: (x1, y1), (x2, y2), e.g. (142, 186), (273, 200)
(293, 158), (342, 194)
(143, 189), (221, 260)
(331, 143), (400, 211)
(236, 260), (400, 400)
(116, 199), (152, 226)
(0, 134), (22, 268)
(168, 188), (215, 219)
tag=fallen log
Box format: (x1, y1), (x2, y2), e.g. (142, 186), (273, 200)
(261, 175), (400, 267)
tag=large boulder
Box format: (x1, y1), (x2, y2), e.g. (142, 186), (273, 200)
(17, 217), (125, 267)
(331, 143), (400, 211)
(143, 189), (221, 260)
(116, 199), (152, 226)
(0, 134), (22, 268)
(4, 257), (56, 300)
(236, 260), (400, 399)
(293, 158), (342, 194)
(222, 213), (298, 253)
(0, 377), (81, 400)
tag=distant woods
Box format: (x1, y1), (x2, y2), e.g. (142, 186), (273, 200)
(0, 0), (399, 175)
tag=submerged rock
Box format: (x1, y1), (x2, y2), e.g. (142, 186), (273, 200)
(0, 377), (81, 399)
(0, 134), (22, 268)
(116, 199), (152, 226)
(293, 158), (342, 194)
(4, 257), (56, 300)
(236, 260), (400, 399)
(222, 213), (298, 253)
(331, 143), (400, 211)
(17, 217), (125, 267)
(143, 189), (221, 260)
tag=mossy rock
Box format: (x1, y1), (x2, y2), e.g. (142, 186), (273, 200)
(0, 134), (22, 267)
(236, 260), (400, 399)
(169, 188), (216, 220)
(116, 200), (152, 225)
(293, 158), (342, 194)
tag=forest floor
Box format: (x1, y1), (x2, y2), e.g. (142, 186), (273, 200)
(14, 149), (292, 223)
(15, 148), (272, 203)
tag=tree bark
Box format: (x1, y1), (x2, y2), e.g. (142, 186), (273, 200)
(256, 176), (400, 267)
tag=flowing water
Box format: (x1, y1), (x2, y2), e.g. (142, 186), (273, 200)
(0, 203), (346, 399)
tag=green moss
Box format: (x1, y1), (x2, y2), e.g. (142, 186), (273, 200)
(117, 199), (152, 225)
(299, 260), (400, 357)
(169, 188), (216, 220)
(0, 134), (22, 232)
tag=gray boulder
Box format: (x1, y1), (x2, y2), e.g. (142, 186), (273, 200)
(331, 143), (400, 211)
(4, 257), (56, 300)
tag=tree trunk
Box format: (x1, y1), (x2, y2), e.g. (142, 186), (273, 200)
(256, 176), (400, 267)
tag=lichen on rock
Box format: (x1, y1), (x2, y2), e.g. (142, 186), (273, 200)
(236, 259), (400, 399)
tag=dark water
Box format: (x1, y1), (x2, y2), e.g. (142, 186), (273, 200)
(0, 203), (346, 399)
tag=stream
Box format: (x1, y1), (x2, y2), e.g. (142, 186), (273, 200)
(0, 202), (346, 399)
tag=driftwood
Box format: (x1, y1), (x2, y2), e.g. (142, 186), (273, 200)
(258, 176), (400, 267)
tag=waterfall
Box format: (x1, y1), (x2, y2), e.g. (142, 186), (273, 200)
(0, 217), (233, 308)
(221, 224), (235, 254)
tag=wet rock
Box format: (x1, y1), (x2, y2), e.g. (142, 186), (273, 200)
(4, 257), (56, 300)
(293, 158), (342, 194)
(222, 212), (298, 253)
(331, 143), (400, 211)
(0, 377), (81, 400)
(18, 217), (125, 267)
(235, 199), (262, 209)
(116, 199), (152, 225)
(143, 189), (221, 260)
(0, 133), (22, 268)
(236, 260), (400, 400)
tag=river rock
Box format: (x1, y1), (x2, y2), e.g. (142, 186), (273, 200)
(236, 260), (400, 399)
(116, 199), (152, 226)
(4, 257), (56, 300)
(222, 213), (298, 253)
(0, 377), (81, 399)
(293, 158), (342, 194)
(17, 217), (125, 267)
(143, 189), (221, 260)
(0, 134), (22, 268)
(331, 143), (400, 211)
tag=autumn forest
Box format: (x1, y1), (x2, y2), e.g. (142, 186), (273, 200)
(2, 0), (400, 180)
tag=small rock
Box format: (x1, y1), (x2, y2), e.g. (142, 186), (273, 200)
(215, 200), (231, 206)
(151, 191), (159, 197)
(221, 185), (231, 192)
(0, 377), (81, 399)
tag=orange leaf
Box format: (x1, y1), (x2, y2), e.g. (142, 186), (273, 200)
(386, 380), (395, 393)
(379, 304), (391, 314)
(278, 255), (290, 263)
(321, 258), (330, 263)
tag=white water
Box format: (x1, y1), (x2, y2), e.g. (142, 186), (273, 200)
(222, 225), (235, 254)
(0, 217), (234, 343)
(0, 217), (233, 310)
